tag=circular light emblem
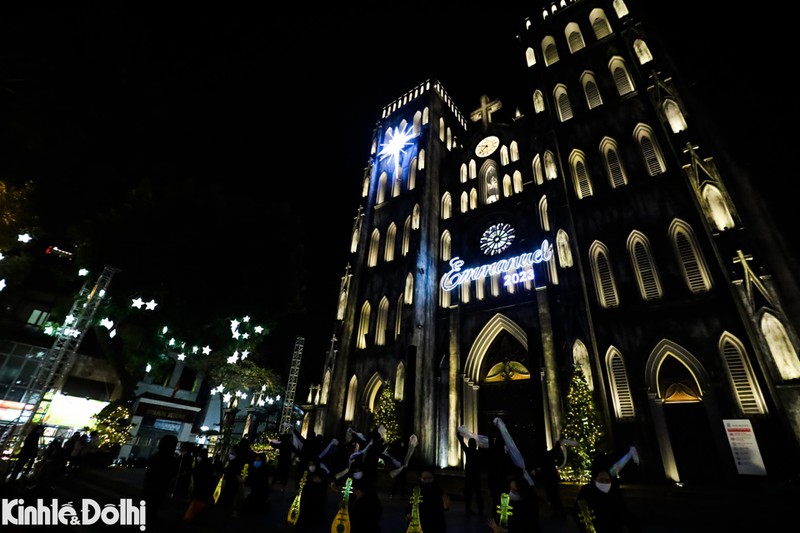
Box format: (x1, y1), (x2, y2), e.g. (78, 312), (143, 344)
(480, 223), (515, 255)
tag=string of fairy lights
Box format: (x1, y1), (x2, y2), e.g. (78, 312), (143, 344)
(0, 231), (281, 413)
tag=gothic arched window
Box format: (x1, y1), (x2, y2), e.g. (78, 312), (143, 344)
(554, 84), (574, 122)
(581, 71), (603, 109)
(542, 36), (559, 66)
(590, 241), (619, 307)
(569, 149), (593, 199)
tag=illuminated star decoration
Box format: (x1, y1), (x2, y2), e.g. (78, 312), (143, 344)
(378, 124), (415, 168)
(131, 297), (144, 309)
(17, 233), (32, 243)
(0, 279), (5, 292)
(145, 299), (158, 311)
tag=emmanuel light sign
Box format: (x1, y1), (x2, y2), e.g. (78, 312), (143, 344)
(441, 239), (554, 291)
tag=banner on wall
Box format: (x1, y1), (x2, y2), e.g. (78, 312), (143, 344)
(723, 419), (767, 476)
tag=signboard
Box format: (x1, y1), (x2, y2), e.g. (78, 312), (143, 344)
(441, 239), (554, 292)
(135, 399), (199, 424)
(0, 400), (33, 423)
(153, 418), (183, 433)
(723, 419), (767, 476)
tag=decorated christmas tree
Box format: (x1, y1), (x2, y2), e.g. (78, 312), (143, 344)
(90, 403), (133, 450)
(559, 367), (603, 482)
(373, 386), (401, 444)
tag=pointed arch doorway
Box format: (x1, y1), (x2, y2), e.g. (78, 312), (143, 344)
(647, 340), (726, 485)
(463, 314), (543, 461)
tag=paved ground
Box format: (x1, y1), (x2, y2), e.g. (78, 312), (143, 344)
(2, 464), (799, 532)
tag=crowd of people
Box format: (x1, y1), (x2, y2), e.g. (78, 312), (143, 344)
(212, 418), (638, 532)
(142, 418), (642, 532)
(2, 424), (103, 486)
(3, 419), (642, 532)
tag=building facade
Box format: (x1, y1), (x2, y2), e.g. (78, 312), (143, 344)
(311, 0), (800, 485)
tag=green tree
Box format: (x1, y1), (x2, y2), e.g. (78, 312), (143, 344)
(373, 386), (401, 444)
(559, 367), (604, 483)
(90, 402), (133, 450)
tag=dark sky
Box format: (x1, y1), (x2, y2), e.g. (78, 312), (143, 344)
(0, 3), (793, 393)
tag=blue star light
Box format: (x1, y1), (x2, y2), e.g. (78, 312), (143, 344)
(378, 125), (415, 167)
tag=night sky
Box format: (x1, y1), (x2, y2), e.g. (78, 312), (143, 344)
(0, 3), (794, 394)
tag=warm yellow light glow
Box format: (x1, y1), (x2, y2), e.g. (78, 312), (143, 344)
(44, 394), (109, 428)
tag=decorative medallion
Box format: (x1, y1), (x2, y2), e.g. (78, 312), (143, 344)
(480, 222), (515, 256)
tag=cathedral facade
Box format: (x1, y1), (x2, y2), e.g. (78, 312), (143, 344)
(311, 0), (800, 485)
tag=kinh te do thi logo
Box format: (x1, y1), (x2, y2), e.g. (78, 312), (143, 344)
(1, 498), (147, 530)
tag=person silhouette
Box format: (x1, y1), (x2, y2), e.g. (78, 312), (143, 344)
(9, 424), (44, 481)
(574, 463), (642, 533)
(407, 467), (449, 533)
(141, 434), (179, 522)
(458, 431), (485, 515)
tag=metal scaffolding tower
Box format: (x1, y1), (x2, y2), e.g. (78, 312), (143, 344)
(279, 336), (304, 434)
(1, 266), (118, 452)
(27, 265), (119, 414)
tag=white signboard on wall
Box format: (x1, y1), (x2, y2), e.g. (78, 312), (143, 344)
(723, 419), (767, 476)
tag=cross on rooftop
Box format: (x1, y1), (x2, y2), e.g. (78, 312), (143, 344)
(470, 94), (502, 130)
